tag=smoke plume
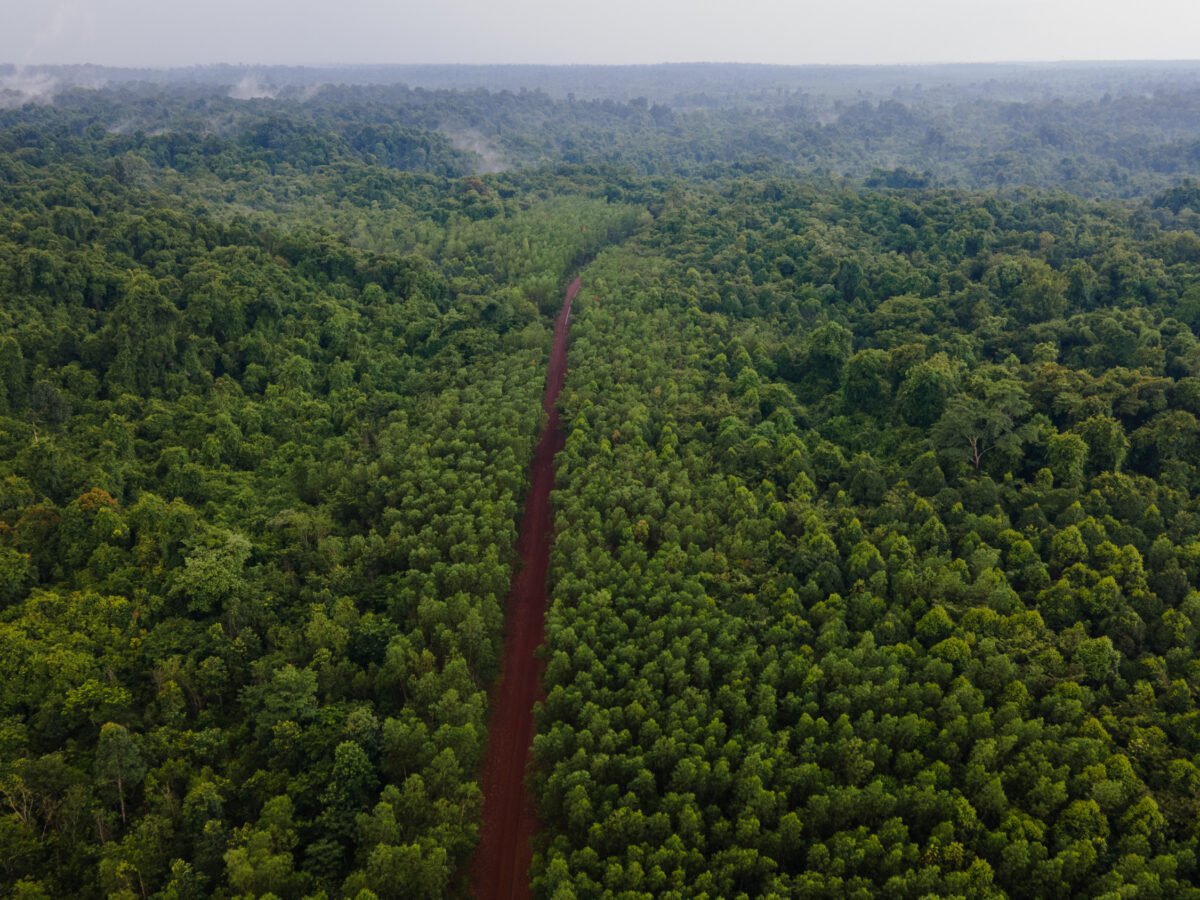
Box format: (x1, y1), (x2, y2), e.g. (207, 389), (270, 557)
(230, 75), (277, 101)
(445, 129), (509, 174)
(0, 71), (59, 109)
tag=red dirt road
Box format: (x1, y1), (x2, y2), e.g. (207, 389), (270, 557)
(472, 277), (580, 900)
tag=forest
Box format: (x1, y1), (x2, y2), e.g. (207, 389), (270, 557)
(1, 63), (1200, 898)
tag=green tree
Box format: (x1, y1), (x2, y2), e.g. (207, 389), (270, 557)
(94, 723), (146, 825)
(934, 377), (1032, 471)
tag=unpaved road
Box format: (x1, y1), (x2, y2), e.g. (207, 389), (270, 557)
(472, 277), (580, 900)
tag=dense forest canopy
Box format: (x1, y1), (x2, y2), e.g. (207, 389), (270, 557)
(1, 63), (1199, 898)
(6, 61), (1200, 195)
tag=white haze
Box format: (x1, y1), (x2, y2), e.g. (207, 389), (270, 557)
(445, 130), (508, 175)
(0, 71), (60, 109)
(3, 0), (1200, 68)
(229, 75), (278, 100)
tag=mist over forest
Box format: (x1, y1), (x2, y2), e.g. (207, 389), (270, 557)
(7, 61), (1200, 197)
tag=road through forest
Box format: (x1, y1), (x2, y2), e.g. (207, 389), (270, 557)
(472, 276), (580, 900)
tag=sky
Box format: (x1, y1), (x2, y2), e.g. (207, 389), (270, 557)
(4, 0), (1200, 68)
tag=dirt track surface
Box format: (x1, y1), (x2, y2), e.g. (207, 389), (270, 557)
(472, 277), (580, 900)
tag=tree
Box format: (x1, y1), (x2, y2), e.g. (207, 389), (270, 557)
(0, 336), (26, 414)
(805, 322), (854, 385)
(224, 796), (303, 898)
(899, 354), (961, 427)
(1047, 431), (1088, 488)
(365, 841), (449, 900)
(172, 532), (252, 615)
(319, 740), (379, 844)
(843, 349), (892, 413)
(241, 665), (318, 742)
(934, 377), (1032, 471)
(95, 723), (146, 825)
(1074, 415), (1128, 474)
(0, 548), (34, 607)
(1076, 637), (1120, 685)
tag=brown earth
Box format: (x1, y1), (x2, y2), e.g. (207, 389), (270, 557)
(471, 277), (580, 900)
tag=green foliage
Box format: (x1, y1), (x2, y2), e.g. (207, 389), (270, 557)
(6, 71), (1200, 900)
(0, 101), (640, 895)
(535, 180), (1200, 896)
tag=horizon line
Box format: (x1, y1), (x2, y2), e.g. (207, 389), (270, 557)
(6, 58), (1200, 71)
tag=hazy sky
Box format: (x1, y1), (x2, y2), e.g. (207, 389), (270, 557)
(5, 0), (1200, 68)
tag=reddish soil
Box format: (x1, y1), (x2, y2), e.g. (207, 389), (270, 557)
(472, 277), (580, 900)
